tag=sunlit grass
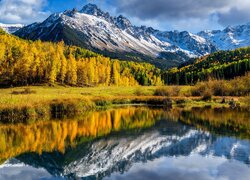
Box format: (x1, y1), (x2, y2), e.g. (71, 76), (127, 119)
(0, 86), (157, 108)
(0, 84), (248, 124)
(0, 85), (248, 109)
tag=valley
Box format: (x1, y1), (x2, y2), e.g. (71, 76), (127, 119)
(0, 2), (249, 180)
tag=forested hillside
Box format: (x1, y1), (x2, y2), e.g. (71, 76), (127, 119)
(163, 47), (250, 85)
(1, 27), (249, 88)
(0, 29), (163, 87)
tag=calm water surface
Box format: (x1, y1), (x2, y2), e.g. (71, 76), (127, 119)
(0, 106), (249, 180)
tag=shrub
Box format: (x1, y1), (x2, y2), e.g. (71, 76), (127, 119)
(11, 88), (36, 95)
(210, 81), (227, 96)
(201, 90), (212, 101)
(154, 87), (170, 96)
(134, 88), (146, 96)
(95, 100), (112, 107)
(191, 82), (207, 96)
(154, 86), (180, 97)
(172, 86), (181, 96)
(190, 73), (250, 97)
(176, 99), (186, 104)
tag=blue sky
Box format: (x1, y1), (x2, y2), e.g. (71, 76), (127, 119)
(0, 0), (250, 32)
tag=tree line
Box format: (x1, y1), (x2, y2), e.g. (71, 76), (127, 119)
(162, 47), (250, 85)
(1, 28), (249, 87)
(0, 29), (163, 87)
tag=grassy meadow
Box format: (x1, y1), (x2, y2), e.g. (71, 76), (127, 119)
(0, 85), (247, 108)
(0, 86), (248, 123)
(0, 73), (249, 123)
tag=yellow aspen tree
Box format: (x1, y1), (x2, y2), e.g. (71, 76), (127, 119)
(57, 42), (67, 83)
(67, 53), (77, 85)
(112, 60), (121, 86)
(0, 43), (5, 61)
(18, 48), (33, 85)
(88, 58), (95, 85)
(105, 58), (111, 85)
(48, 46), (59, 84)
(77, 60), (85, 86)
(98, 64), (106, 84)
(29, 44), (40, 82)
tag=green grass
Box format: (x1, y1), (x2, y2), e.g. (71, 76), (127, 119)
(0, 85), (248, 108)
(0, 86), (156, 108)
(0, 85), (249, 123)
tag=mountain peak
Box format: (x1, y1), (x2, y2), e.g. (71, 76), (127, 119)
(80, 3), (105, 16)
(14, 4), (250, 66)
(80, 3), (113, 22)
(63, 8), (78, 17)
(115, 15), (132, 29)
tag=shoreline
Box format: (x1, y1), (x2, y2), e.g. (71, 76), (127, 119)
(0, 94), (249, 124)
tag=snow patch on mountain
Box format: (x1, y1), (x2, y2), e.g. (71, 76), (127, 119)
(13, 4), (250, 64)
(198, 23), (250, 50)
(14, 4), (218, 61)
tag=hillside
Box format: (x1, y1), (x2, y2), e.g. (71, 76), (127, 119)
(1, 27), (250, 88)
(0, 29), (163, 87)
(162, 47), (250, 85)
(14, 4), (216, 68)
(14, 4), (250, 69)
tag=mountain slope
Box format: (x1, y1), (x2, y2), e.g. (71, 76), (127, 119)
(14, 4), (250, 69)
(14, 4), (216, 68)
(162, 47), (250, 85)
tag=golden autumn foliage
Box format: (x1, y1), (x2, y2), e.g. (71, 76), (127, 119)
(0, 32), (163, 87)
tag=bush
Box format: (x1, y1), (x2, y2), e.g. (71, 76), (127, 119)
(11, 88), (36, 95)
(172, 86), (181, 96)
(154, 87), (170, 96)
(201, 90), (212, 101)
(191, 82), (207, 96)
(210, 81), (229, 96)
(134, 88), (146, 96)
(176, 99), (186, 104)
(191, 74), (250, 97)
(154, 86), (180, 97)
(95, 100), (112, 107)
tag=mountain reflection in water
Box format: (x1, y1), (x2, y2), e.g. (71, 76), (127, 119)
(0, 106), (249, 180)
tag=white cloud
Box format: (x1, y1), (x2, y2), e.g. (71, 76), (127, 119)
(218, 0), (250, 26)
(0, 0), (50, 24)
(108, 0), (250, 31)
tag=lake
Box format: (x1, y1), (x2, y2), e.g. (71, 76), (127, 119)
(0, 106), (249, 180)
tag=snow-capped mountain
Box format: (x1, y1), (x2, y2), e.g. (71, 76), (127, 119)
(14, 4), (250, 68)
(198, 23), (250, 50)
(14, 4), (216, 67)
(0, 23), (24, 34)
